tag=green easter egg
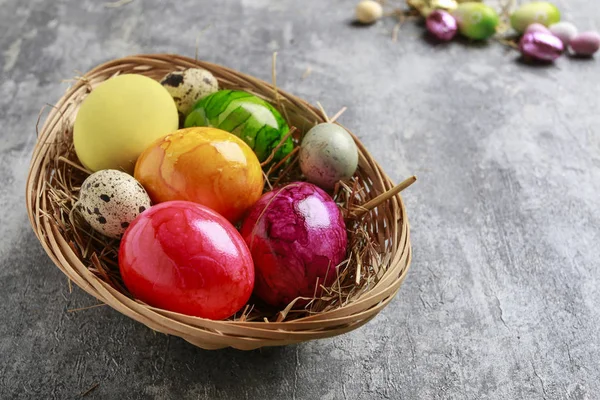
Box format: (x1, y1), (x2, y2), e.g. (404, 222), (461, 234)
(185, 90), (293, 162)
(510, 2), (560, 34)
(453, 2), (499, 40)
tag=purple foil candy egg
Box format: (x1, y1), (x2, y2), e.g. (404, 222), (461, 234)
(525, 23), (551, 35)
(569, 32), (600, 56)
(426, 10), (458, 41)
(519, 31), (564, 61)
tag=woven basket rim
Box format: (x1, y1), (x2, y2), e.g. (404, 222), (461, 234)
(26, 54), (412, 350)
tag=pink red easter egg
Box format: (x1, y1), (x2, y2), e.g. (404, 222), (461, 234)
(119, 200), (254, 320)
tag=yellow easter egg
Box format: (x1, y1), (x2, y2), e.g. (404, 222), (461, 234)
(74, 74), (178, 173)
(134, 127), (264, 223)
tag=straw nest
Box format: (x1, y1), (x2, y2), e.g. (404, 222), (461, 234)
(26, 54), (414, 350)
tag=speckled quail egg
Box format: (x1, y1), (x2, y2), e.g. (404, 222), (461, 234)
(299, 123), (359, 190)
(75, 170), (151, 239)
(160, 68), (219, 116)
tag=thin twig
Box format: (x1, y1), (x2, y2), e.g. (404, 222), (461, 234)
(271, 51), (291, 124)
(35, 105), (49, 138)
(497, 37), (519, 49)
(301, 66), (312, 79)
(67, 303), (106, 313)
(353, 176), (417, 218)
(500, 0), (516, 20)
(392, 23), (402, 42)
(316, 101), (329, 122)
(329, 107), (348, 124)
(271, 157), (299, 187)
(194, 25), (213, 62)
(266, 146), (299, 178)
(262, 170), (273, 191)
(104, 0), (132, 8)
(271, 52), (281, 112)
(58, 156), (92, 175)
(260, 127), (297, 167)
(80, 382), (99, 397)
(355, 252), (362, 285)
(195, 35), (200, 62)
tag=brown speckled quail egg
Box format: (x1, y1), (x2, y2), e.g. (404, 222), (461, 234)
(75, 169), (151, 239)
(299, 123), (359, 190)
(160, 68), (219, 116)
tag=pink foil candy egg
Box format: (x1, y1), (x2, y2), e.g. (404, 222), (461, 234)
(525, 23), (551, 34)
(519, 31), (564, 61)
(426, 10), (458, 41)
(569, 32), (600, 56)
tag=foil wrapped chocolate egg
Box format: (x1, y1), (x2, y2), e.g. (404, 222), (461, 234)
(510, 2), (560, 34)
(452, 2), (499, 40)
(569, 32), (600, 56)
(519, 31), (564, 61)
(525, 23), (551, 34)
(426, 10), (458, 41)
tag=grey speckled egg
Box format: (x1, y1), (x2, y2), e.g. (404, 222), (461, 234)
(75, 169), (151, 239)
(299, 123), (359, 190)
(160, 68), (219, 116)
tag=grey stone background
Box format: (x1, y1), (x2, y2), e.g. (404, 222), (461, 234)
(1, 0), (599, 399)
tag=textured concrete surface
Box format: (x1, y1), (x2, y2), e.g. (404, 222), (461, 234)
(1, 0), (599, 399)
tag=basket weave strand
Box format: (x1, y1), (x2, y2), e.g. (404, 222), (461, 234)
(26, 54), (412, 350)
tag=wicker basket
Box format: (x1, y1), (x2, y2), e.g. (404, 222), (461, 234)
(26, 54), (413, 350)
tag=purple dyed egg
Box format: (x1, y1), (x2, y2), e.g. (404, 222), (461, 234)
(525, 23), (551, 35)
(240, 182), (348, 308)
(569, 32), (600, 56)
(426, 10), (458, 41)
(519, 31), (564, 61)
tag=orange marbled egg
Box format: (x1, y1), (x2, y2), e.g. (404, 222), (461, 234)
(134, 127), (264, 222)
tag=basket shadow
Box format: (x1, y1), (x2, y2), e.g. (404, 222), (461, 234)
(162, 335), (302, 390)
